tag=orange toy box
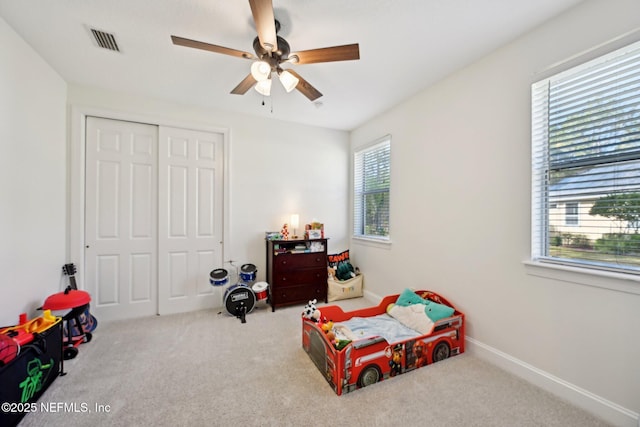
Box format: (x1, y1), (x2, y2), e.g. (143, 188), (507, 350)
(301, 289), (465, 395)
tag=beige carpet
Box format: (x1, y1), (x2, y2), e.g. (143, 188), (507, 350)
(19, 296), (611, 427)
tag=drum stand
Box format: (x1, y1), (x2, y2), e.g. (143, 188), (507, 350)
(229, 260), (248, 324)
(235, 302), (248, 324)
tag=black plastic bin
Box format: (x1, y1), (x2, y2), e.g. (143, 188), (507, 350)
(0, 317), (62, 427)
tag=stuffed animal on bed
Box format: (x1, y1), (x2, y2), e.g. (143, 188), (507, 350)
(395, 288), (454, 322)
(302, 299), (321, 322)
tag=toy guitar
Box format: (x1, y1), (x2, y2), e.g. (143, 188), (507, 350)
(62, 263), (79, 291)
(62, 263), (98, 335)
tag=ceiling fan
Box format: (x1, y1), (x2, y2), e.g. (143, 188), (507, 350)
(171, 0), (360, 101)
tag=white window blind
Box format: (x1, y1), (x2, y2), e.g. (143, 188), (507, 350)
(354, 136), (391, 240)
(532, 39), (640, 274)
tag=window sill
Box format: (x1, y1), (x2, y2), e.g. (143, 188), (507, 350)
(352, 235), (392, 249)
(523, 260), (640, 295)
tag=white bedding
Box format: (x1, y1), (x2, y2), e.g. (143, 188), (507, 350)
(333, 313), (422, 344)
(387, 303), (434, 335)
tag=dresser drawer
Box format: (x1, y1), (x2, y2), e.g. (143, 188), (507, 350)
(273, 252), (326, 270)
(272, 268), (326, 287)
(271, 283), (326, 307)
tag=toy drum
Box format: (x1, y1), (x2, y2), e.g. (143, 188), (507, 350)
(252, 281), (269, 302)
(209, 268), (229, 287)
(223, 284), (256, 316)
(239, 263), (257, 282)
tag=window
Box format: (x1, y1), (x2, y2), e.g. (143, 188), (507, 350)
(565, 202), (579, 226)
(353, 136), (391, 240)
(532, 40), (640, 274)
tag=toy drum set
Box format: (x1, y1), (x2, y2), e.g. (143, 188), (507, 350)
(209, 263), (270, 323)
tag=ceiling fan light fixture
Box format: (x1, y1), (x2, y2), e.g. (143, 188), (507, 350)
(278, 70), (299, 93)
(250, 60), (271, 81)
(255, 77), (272, 96)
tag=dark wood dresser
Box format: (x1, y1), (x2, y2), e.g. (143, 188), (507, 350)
(266, 239), (328, 311)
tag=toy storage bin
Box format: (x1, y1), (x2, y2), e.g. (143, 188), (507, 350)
(0, 317), (62, 427)
(327, 274), (364, 302)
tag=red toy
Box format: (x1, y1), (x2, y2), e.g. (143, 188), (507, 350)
(42, 287), (93, 360)
(281, 223), (289, 240)
(0, 334), (18, 366)
(302, 290), (465, 395)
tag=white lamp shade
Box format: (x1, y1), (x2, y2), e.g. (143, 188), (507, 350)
(251, 61), (271, 81)
(279, 70), (299, 93)
(255, 78), (272, 96)
(290, 214), (299, 229)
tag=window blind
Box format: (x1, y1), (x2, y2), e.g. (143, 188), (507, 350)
(354, 136), (391, 239)
(532, 40), (640, 273)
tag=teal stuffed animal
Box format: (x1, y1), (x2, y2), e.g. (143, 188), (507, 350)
(395, 288), (454, 322)
(335, 262), (356, 281)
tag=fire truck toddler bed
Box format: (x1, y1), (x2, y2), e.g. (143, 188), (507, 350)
(301, 288), (465, 395)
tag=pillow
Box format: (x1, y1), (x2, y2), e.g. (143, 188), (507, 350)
(327, 250), (350, 269)
(387, 303), (434, 335)
(395, 288), (454, 322)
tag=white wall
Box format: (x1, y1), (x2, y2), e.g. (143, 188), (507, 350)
(66, 85), (350, 286)
(351, 0), (640, 425)
(1, 15), (349, 325)
(0, 17), (67, 326)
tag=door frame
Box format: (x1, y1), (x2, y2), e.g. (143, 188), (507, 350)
(69, 105), (231, 306)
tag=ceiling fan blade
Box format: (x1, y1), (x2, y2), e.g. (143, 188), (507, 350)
(249, 0), (278, 53)
(286, 70), (323, 101)
(289, 43), (360, 65)
(171, 35), (255, 59)
(231, 74), (258, 95)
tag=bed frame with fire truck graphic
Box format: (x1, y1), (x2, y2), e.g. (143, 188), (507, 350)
(302, 290), (465, 395)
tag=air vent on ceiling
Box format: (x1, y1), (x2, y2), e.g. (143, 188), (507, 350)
(90, 28), (120, 52)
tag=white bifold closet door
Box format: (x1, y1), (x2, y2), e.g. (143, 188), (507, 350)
(85, 117), (223, 321)
(157, 125), (224, 315)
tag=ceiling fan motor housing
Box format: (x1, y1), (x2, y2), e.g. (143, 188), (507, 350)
(253, 35), (291, 70)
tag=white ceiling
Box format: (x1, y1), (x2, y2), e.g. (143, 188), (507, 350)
(0, 0), (584, 131)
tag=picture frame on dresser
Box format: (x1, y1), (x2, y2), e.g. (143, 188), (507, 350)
(307, 229), (322, 239)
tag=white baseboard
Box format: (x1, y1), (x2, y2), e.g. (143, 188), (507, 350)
(363, 289), (382, 301)
(365, 289), (637, 426)
(467, 337), (638, 427)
